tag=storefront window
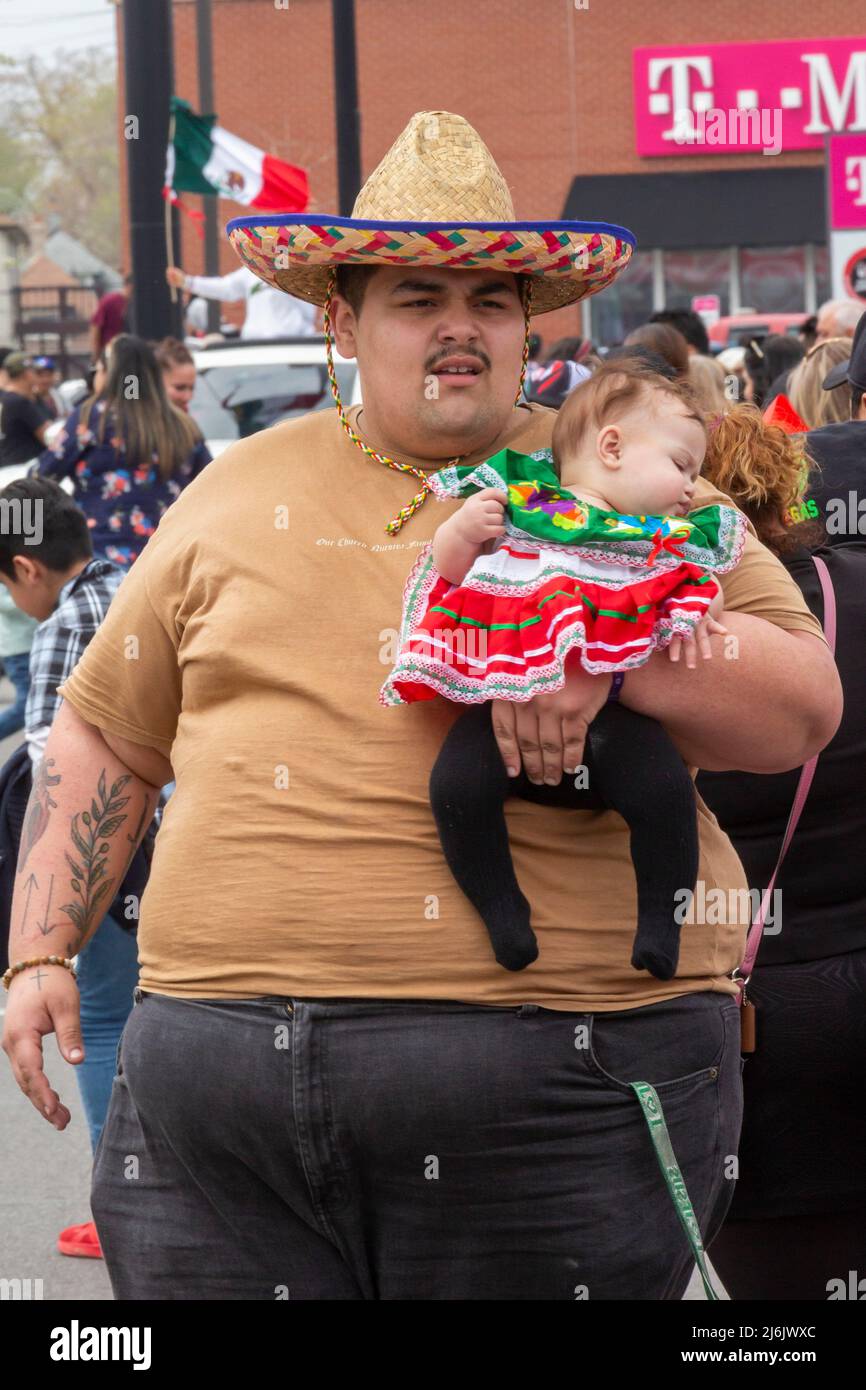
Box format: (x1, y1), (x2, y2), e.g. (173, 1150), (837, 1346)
(739, 246), (805, 313)
(813, 244), (832, 308)
(662, 249), (730, 315)
(590, 248), (654, 344)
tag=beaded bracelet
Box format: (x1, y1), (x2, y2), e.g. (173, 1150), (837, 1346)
(2, 956), (76, 991)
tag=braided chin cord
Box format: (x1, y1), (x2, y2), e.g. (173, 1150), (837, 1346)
(323, 270), (534, 535)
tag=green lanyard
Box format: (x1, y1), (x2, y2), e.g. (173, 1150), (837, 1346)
(630, 1081), (720, 1301)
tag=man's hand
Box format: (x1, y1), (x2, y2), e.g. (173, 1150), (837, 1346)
(165, 265), (186, 289)
(492, 658), (612, 784)
(2, 965), (83, 1131)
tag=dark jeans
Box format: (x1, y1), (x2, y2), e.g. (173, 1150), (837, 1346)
(92, 988), (742, 1300)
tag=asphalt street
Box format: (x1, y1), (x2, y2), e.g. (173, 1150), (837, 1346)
(0, 677), (722, 1302)
(0, 1028), (113, 1300)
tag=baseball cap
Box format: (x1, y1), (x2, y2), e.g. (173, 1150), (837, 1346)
(2, 352), (34, 378)
(822, 308), (866, 391)
(33, 354), (56, 371)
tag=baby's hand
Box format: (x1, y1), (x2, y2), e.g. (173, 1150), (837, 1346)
(668, 613), (728, 669)
(453, 488), (508, 545)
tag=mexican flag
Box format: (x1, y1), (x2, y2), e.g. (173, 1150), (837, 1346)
(165, 97), (309, 212)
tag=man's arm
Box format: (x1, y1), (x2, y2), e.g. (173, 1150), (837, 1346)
(2, 701), (167, 1130)
(491, 495), (843, 783)
(181, 266), (249, 304)
(491, 620), (841, 785)
(620, 619), (841, 772)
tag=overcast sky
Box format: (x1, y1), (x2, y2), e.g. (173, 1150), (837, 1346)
(0, 0), (116, 60)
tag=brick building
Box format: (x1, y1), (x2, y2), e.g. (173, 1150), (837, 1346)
(117, 0), (866, 345)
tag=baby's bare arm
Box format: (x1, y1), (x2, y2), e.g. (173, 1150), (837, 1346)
(432, 513), (484, 586)
(432, 489), (507, 585)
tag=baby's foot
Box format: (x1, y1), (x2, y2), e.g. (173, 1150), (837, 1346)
(484, 891), (538, 971)
(631, 929), (680, 981)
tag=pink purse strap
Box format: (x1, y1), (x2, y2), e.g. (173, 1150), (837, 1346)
(736, 553), (837, 990)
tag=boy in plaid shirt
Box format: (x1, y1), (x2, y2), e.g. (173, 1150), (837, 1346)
(0, 475), (131, 1262)
(0, 478), (123, 763)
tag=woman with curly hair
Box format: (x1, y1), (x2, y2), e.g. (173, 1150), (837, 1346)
(697, 404), (866, 1299)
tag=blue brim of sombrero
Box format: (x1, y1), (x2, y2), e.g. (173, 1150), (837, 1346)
(226, 214), (637, 313)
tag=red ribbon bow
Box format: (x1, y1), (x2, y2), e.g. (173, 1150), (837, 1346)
(647, 527), (689, 566)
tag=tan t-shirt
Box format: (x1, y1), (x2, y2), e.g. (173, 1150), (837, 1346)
(59, 402), (824, 1009)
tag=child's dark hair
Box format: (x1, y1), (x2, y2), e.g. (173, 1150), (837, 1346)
(0, 477), (93, 580)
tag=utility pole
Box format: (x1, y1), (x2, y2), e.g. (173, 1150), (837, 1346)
(331, 0), (362, 214)
(196, 0), (221, 333)
(122, 0), (181, 338)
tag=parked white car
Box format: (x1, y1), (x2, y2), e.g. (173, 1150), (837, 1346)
(189, 337), (361, 458)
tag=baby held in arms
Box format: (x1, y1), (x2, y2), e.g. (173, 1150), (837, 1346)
(380, 360), (747, 979)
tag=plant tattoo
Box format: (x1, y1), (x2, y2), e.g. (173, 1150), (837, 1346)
(61, 771), (132, 935)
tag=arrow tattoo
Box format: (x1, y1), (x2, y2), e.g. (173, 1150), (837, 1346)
(21, 872), (38, 932)
(37, 874), (55, 936)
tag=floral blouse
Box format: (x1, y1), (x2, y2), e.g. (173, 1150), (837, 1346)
(34, 400), (212, 569)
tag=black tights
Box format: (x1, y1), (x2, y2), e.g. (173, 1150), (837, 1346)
(429, 701), (699, 979)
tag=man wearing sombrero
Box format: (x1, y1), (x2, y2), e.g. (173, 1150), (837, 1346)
(4, 112), (839, 1299)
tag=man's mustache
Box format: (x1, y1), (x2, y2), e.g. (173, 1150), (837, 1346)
(426, 347), (491, 372)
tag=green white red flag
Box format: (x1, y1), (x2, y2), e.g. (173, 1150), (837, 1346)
(165, 97), (309, 212)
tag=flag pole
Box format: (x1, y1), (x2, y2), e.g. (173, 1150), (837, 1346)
(196, 0), (221, 333)
(124, 0), (178, 337)
(165, 105), (178, 304)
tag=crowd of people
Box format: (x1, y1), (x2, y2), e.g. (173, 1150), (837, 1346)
(522, 297), (864, 426)
(0, 108), (862, 1301)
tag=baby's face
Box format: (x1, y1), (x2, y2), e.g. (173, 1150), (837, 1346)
(606, 399), (706, 517)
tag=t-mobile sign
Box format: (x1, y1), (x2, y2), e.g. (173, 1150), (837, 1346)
(635, 36), (866, 157)
(829, 131), (866, 229)
(827, 132), (866, 301)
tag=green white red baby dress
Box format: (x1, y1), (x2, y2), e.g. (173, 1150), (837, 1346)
(380, 446), (747, 705)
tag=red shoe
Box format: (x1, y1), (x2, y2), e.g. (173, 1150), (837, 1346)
(57, 1220), (103, 1259)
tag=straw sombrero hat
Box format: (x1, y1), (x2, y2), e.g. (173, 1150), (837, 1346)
(227, 110), (635, 314)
